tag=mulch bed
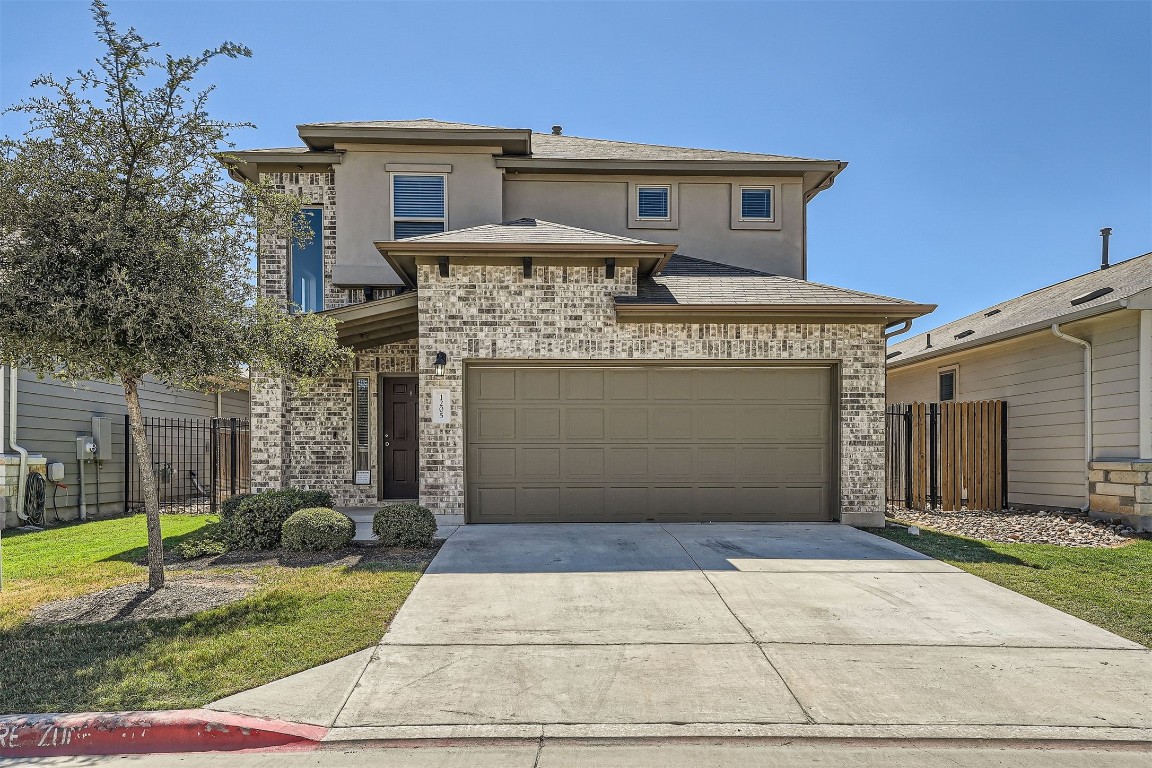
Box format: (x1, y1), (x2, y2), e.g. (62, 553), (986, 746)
(28, 574), (257, 625)
(887, 505), (1139, 548)
(170, 543), (441, 570)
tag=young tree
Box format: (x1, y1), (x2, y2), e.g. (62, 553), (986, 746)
(0, 1), (350, 590)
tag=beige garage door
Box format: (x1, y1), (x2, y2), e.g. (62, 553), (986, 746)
(465, 364), (834, 523)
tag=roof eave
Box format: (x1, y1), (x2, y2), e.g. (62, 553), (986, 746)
(215, 150), (342, 181)
(319, 291), (420, 350)
(497, 157), (844, 178)
(298, 125), (532, 154)
(375, 241), (679, 288)
(615, 302), (936, 324)
(887, 299), (1127, 368)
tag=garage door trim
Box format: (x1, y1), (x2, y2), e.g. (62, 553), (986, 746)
(462, 359), (841, 524)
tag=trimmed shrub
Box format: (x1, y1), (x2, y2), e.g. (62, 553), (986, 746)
(373, 503), (437, 548)
(221, 488), (332, 551)
(281, 507), (355, 552)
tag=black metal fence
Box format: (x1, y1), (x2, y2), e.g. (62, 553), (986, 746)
(886, 401), (1009, 512)
(124, 416), (251, 514)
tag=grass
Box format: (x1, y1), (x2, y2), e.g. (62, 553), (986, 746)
(872, 524), (1152, 648)
(0, 515), (429, 714)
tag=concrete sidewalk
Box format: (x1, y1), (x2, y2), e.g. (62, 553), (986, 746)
(209, 523), (1152, 741)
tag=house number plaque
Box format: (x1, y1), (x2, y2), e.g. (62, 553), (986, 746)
(431, 389), (452, 424)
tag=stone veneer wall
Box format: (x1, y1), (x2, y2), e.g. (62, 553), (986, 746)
(1089, 459), (1152, 532)
(417, 262), (888, 527)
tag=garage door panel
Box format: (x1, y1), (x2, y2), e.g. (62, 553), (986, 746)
(608, 447), (649, 478)
(566, 409), (605, 439)
(566, 447), (606, 478)
(517, 369), (560, 400)
(521, 409), (561, 439)
(466, 365), (833, 523)
(608, 409), (649, 439)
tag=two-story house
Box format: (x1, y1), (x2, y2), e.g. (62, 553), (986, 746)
(223, 119), (933, 528)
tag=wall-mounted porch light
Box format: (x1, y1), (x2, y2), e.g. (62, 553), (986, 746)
(433, 351), (447, 376)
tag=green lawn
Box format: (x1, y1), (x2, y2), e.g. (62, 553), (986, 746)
(0, 515), (429, 714)
(872, 525), (1152, 648)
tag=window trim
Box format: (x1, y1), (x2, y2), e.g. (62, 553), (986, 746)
(390, 171), (448, 240)
(938, 365), (959, 402)
(738, 185), (775, 222)
(627, 181), (679, 229)
(289, 205), (325, 313)
(635, 184), (672, 221)
(730, 183), (783, 231)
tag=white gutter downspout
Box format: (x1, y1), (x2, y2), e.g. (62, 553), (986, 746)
(8, 366), (29, 521)
(1051, 323), (1092, 511)
(1140, 309), (1152, 459)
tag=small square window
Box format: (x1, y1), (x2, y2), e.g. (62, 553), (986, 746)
(740, 187), (773, 221)
(939, 369), (956, 402)
(636, 186), (670, 220)
(392, 174), (446, 239)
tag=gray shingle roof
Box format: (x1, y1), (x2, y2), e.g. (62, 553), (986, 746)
(619, 255), (924, 306)
(394, 218), (659, 246)
(888, 252), (1152, 366)
(528, 133), (830, 163)
(298, 118), (513, 131)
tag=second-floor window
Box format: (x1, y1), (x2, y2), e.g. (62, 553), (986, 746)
(739, 187), (774, 221)
(939, 368), (957, 402)
(636, 185), (671, 220)
(392, 174), (446, 239)
(290, 207), (324, 313)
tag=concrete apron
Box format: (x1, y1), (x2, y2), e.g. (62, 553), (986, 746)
(209, 523), (1152, 745)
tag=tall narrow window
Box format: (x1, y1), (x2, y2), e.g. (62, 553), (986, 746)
(353, 374), (371, 484)
(939, 369), (957, 402)
(636, 185), (670, 220)
(740, 187), (773, 221)
(392, 174), (446, 239)
(290, 207), (324, 312)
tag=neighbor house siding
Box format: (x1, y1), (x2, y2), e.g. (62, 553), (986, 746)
(886, 311), (1141, 510)
(3, 368), (248, 528)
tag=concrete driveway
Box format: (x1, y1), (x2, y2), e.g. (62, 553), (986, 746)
(212, 523), (1152, 738)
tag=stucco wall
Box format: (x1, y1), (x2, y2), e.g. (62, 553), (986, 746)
(504, 177), (806, 277)
(417, 261), (887, 526)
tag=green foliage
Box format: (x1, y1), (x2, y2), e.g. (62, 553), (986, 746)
(218, 493), (253, 529)
(281, 507), (355, 552)
(221, 489), (336, 551)
(174, 535), (228, 560)
(0, 1), (350, 388)
(373, 503), (437, 549)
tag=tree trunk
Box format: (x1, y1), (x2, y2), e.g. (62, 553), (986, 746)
(123, 376), (165, 590)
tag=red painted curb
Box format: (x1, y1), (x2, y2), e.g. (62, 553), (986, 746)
(0, 708), (328, 757)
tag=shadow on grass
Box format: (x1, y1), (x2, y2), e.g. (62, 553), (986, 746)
(100, 522), (221, 566)
(868, 526), (1036, 568)
(0, 590), (309, 714)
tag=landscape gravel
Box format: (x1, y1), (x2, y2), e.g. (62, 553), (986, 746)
(887, 506), (1137, 547)
(29, 574), (257, 625)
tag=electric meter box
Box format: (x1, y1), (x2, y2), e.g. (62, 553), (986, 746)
(91, 416), (113, 461)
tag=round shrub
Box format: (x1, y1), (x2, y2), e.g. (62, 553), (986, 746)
(373, 503), (437, 548)
(221, 488), (326, 551)
(281, 507), (355, 552)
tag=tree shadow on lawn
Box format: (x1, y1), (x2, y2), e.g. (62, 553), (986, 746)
(0, 589), (310, 714)
(867, 526), (1039, 568)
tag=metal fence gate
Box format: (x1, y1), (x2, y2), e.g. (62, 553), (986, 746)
(125, 417), (251, 514)
(886, 401), (1008, 512)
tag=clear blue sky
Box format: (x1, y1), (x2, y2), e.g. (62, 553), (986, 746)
(3, 1), (1149, 334)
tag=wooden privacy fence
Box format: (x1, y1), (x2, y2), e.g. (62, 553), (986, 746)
(886, 401), (1008, 512)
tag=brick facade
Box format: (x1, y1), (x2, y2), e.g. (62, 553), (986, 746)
(417, 262), (888, 527)
(1089, 460), (1152, 532)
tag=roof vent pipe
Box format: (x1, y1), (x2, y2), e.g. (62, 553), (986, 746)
(1100, 227), (1112, 270)
(925, 332), (932, 349)
(551, 125), (563, 135)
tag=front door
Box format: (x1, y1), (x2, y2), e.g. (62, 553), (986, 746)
(382, 376), (419, 499)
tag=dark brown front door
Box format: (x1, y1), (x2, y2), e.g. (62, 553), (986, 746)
(382, 376), (419, 499)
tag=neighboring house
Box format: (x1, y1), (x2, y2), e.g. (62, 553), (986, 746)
(1, 367), (249, 528)
(223, 119), (933, 527)
(887, 253), (1152, 529)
